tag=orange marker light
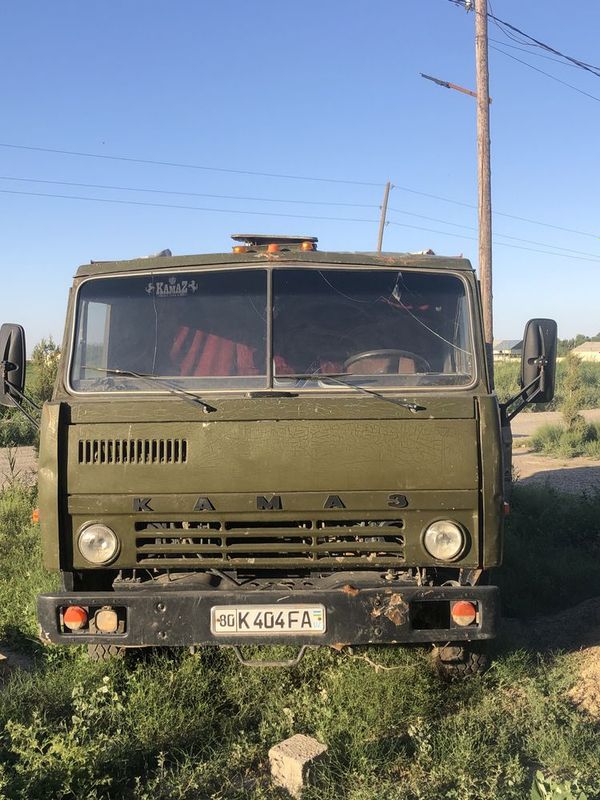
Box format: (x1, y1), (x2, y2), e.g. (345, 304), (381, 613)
(301, 240), (315, 251)
(451, 600), (477, 627)
(233, 245), (247, 254)
(31, 508), (40, 524)
(267, 243), (280, 253)
(63, 605), (89, 631)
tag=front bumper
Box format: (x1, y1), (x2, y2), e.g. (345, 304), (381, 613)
(38, 582), (499, 647)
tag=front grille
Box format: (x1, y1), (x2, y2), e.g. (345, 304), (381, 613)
(78, 438), (187, 465)
(135, 519), (405, 568)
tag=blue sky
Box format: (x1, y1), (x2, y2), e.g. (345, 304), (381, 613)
(1, 0), (598, 346)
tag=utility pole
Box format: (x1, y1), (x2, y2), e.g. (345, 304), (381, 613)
(377, 181), (392, 252)
(475, 0), (494, 378)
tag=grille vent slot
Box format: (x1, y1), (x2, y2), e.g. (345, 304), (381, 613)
(78, 438), (187, 465)
(135, 519), (405, 568)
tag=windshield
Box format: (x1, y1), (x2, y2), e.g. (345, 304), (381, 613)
(70, 267), (474, 392)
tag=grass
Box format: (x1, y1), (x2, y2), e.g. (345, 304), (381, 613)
(494, 360), (600, 412)
(497, 484), (600, 618)
(0, 483), (599, 799)
(530, 422), (600, 459)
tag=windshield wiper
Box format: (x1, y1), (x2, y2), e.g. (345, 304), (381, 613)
(79, 366), (217, 413)
(279, 374), (425, 413)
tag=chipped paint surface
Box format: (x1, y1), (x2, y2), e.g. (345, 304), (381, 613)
(371, 593), (409, 626)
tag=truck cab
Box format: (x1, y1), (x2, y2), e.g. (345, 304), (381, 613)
(0, 236), (557, 672)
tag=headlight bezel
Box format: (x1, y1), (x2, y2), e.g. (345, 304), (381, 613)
(77, 522), (120, 566)
(422, 519), (468, 562)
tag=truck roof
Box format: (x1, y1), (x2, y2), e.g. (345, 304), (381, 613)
(75, 249), (474, 278)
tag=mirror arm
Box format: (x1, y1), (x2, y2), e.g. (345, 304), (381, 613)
(500, 367), (545, 423)
(5, 393), (40, 428)
(1, 360), (41, 429)
(6, 380), (41, 410)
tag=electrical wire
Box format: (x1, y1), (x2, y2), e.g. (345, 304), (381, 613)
(490, 45), (600, 103)
(0, 186), (380, 225)
(0, 142), (382, 187)
(0, 174), (380, 209)
(448, 0), (600, 77)
(390, 186), (599, 240)
(488, 11), (600, 77)
(7, 171), (595, 256)
(1, 185), (598, 265)
(388, 209), (600, 260)
(1, 145), (598, 241)
(489, 37), (583, 70)
(387, 220), (600, 263)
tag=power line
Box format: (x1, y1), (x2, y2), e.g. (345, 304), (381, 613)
(448, 0), (600, 77)
(0, 187), (380, 225)
(387, 220), (600, 263)
(0, 174), (380, 209)
(0, 142), (382, 187)
(0, 173), (596, 258)
(488, 10), (600, 77)
(391, 185), (599, 240)
(2, 185), (597, 265)
(490, 45), (600, 103)
(488, 37), (583, 70)
(1, 143), (598, 241)
(388, 208), (600, 260)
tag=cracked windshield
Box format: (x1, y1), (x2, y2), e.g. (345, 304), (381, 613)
(70, 268), (474, 392)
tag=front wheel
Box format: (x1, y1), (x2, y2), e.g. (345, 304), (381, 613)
(432, 641), (489, 679)
(87, 643), (126, 662)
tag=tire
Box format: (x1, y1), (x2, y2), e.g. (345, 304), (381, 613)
(432, 641), (489, 679)
(87, 643), (126, 662)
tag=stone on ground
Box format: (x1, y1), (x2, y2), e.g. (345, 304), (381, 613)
(268, 733), (328, 798)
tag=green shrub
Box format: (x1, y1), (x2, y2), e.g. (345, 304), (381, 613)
(28, 337), (60, 406)
(531, 422), (600, 458)
(0, 483), (36, 537)
(0, 412), (36, 447)
(0, 482), (56, 645)
(494, 360), (600, 412)
(0, 337), (61, 448)
(531, 770), (588, 800)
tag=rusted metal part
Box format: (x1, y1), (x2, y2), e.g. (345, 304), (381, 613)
(459, 568), (483, 586)
(341, 585), (360, 597)
(330, 642), (349, 652)
(371, 592), (409, 626)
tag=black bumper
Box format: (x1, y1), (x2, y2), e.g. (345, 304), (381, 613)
(38, 583), (499, 648)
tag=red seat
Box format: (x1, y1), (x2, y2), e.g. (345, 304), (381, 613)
(171, 327), (259, 376)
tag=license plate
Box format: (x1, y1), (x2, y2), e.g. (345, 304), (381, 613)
(210, 604), (326, 636)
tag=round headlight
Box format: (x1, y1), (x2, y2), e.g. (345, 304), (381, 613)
(78, 524), (119, 565)
(423, 520), (466, 561)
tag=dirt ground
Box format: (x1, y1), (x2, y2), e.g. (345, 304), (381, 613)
(507, 408), (600, 493)
(501, 598), (600, 721)
(0, 446), (37, 489)
(512, 449), (600, 493)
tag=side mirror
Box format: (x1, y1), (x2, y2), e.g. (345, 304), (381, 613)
(0, 323), (27, 407)
(520, 318), (557, 404)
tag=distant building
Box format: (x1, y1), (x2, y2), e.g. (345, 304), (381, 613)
(493, 339), (522, 360)
(571, 341), (600, 362)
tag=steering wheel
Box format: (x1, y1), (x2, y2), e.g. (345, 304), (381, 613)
(343, 349), (432, 373)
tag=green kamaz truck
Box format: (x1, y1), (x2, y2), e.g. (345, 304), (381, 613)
(0, 235), (557, 674)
